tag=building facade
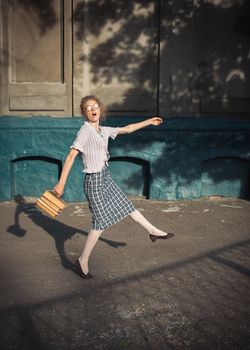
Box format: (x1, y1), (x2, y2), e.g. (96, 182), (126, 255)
(0, 0), (250, 201)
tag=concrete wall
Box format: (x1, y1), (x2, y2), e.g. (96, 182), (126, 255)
(1, 1), (250, 117)
(1, 116), (250, 202)
(1, 1), (250, 202)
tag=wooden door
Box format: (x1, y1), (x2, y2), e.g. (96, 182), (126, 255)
(0, 0), (72, 116)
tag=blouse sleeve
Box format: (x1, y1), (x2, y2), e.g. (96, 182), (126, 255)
(104, 127), (119, 140)
(70, 125), (88, 153)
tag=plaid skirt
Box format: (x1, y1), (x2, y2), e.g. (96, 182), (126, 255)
(84, 166), (135, 230)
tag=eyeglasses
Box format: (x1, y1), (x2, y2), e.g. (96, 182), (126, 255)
(85, 103), (99, 111)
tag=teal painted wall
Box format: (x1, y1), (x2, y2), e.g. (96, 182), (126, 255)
(1, 116), (250, 201)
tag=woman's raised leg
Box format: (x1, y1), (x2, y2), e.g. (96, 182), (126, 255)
(129, 209), (170, 237)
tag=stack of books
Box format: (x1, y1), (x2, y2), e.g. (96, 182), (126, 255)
(36, 190), (65, 217)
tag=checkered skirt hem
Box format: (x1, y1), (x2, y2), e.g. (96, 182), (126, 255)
(84, 167), (135, 230)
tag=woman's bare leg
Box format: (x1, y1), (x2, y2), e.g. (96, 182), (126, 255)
(78, 229), (103, 274)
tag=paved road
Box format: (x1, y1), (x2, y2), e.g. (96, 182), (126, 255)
(0, 197), (250, 349)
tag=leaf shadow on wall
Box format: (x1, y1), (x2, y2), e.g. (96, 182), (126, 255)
(72, 0), (250, 198)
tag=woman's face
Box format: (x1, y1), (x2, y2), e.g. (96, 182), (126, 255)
(84, 99), (101, 123)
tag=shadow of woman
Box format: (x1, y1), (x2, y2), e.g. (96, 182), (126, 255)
(7, 195), (127, 271)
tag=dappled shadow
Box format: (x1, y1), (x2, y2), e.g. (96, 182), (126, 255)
(1, 0), (250, 200)
(73, 0), (250, 116)
(107, 123), (250, 199)
(1, 0), (250, 114)
(70, 0), (250, 199)
(7, 195), (126, 270)
(73, 0), (160, 114)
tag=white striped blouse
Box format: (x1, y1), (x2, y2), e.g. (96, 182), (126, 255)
(71, 122), (119, 173)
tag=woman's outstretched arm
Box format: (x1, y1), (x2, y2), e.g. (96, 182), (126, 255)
(117, 117), (163, 135)
(53, 148), (79, 196)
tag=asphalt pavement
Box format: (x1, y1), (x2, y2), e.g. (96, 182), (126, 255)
(0, 196), (250, 350)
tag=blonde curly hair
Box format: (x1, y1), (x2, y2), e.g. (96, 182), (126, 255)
(80, 95), (107, 119)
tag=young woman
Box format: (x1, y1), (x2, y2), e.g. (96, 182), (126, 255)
(54, 95), (174, 279)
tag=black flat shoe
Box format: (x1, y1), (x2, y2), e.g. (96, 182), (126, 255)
(73, 260), (93, 279)
(149, 232), (174, 242)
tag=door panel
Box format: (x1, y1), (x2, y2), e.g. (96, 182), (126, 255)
(5, 0), (72, 115)
(193, 1), (250, 114)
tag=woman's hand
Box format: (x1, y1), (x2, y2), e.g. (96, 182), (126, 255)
(150, 117), (163, 126)
(53, 183), (64, 197)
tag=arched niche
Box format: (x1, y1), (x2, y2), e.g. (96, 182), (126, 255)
(201, 157), (250, 199)
(11, 156), (62, 198)
(109, 157), (151, 199)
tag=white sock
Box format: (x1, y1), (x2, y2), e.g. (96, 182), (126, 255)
(129, 209), (168, 236)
